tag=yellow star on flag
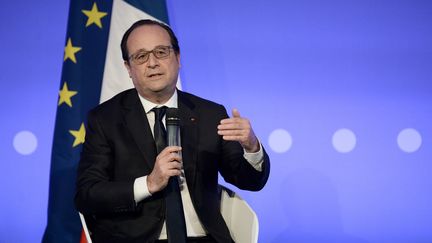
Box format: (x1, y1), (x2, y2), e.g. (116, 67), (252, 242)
(69, 123), (86, 147)
(82, 3), (108, 28)
(58, 82), (77, 107)
(64, 38), (81, 63)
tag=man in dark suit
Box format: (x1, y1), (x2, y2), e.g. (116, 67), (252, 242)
(75, 19), (270, 243)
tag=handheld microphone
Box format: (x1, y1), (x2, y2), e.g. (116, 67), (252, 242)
(165, 108), (181, 147)
(164, 108), (187, 241)
(166, 108), (184, 181)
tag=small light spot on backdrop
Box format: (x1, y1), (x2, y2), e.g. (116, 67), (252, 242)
(13, 130), (38, 155)
(268, 129), (293, 153)
(397, 128), (421, 153)
(332, 128), (356, 153)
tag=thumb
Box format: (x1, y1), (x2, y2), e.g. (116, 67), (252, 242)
(232, 108), (241, 118)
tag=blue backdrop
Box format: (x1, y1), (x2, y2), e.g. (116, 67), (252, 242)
(1, 0), (431, 242)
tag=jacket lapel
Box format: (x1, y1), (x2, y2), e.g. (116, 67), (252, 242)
(121, 90), (157, 171)
(120, 89), (198, 179)
(177, 91), (199, 190)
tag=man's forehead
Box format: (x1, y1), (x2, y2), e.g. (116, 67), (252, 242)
(127, 25), (171, 51)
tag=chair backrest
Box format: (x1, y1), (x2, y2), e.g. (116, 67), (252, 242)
(219, 185), (259, 243)
(79, 185), (259, 243)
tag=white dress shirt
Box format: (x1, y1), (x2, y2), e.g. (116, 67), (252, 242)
(133, 90), (264, 239)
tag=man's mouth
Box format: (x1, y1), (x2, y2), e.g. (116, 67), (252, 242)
(147, 73), (163, 78)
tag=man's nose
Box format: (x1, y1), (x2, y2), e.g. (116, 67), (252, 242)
(146, 52), (159, 68)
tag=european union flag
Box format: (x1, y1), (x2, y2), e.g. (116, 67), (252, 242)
(42, 1), (170, 242)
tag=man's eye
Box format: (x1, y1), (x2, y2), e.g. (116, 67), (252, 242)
(136, 53), (147, 60)
(155, 50), (166, 55)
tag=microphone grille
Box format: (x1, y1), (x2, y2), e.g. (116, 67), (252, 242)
(166, 108), (180, 125)
(166, 108), (179, 118)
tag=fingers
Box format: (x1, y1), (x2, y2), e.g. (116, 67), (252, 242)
(220, 108), (241, 124)
(156, 146), (183, 171)
(148, 146), (183, 193)
(219, 135), (245, 142)
(218, 131), (250, 143)
(232, 108), (241, 118)
(159, 146), (182, 156)
(217, 122), (245, 131)
(162, 161), (183, 177)
(217, 108), (260, 152)
(217, 108), (251, 137)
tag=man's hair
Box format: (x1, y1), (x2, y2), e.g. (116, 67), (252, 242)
(120, 19), (180, 62)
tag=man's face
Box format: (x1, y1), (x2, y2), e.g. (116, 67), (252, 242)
(125, 25), (180, 102)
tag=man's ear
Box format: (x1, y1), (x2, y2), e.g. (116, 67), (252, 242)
(176, 54), (181, 68)
(124, 61), (132, 78)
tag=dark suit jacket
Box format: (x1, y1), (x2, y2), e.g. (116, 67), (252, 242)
(75, 89), (270, 243)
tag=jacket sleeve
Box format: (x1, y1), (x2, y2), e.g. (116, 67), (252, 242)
(74, 110), (138, 215)
(217, 106), (271, 191)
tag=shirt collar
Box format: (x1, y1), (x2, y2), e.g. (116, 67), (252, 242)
(138, 89), (178, 113)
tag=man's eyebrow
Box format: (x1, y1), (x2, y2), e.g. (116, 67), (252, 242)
(132, 45), (167, 53)
(133, 48), (149, 53)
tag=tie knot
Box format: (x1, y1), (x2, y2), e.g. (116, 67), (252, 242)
(152, 106), (167, 122)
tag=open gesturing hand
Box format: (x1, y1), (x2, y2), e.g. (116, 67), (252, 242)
(217, 109), (260, 153)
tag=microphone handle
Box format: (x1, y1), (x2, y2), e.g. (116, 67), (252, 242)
(166, 123), (181, 147)
(166, 123), (183, 181)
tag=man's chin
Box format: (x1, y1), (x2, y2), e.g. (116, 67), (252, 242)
(136, 82), (176, 97)
(150, 86), (176, 96)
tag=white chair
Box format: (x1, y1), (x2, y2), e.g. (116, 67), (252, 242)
(79, 185), (259, 243)
(219, 185), (259, 243)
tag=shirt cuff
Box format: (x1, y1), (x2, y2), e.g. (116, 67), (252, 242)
(134, 176), (152, 204)
(243, 142), (264, 172)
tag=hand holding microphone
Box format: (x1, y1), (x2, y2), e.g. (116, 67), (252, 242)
(147, 108), (183, 194)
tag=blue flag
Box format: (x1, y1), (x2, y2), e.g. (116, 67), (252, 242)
(42, 1), (170, 242)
